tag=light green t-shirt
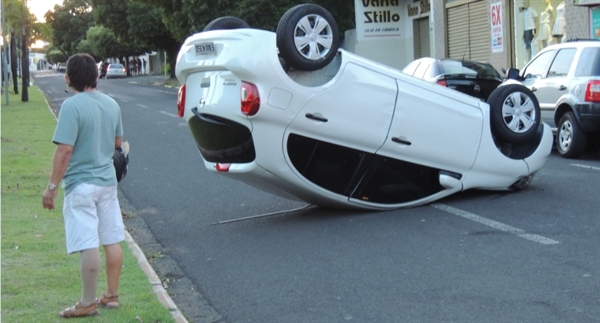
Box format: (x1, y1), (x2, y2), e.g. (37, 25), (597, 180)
(53, 91), (123, 194)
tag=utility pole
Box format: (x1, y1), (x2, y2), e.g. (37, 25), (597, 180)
(21, 0), (28, 102)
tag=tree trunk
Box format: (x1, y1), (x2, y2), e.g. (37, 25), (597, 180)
(10, 32), (18, 94)
(167, 46), (180, 79)
(21, 20), (29, 102)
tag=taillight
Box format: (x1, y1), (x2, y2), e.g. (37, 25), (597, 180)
(216, 163), (231, 172)
(436, 80), (447, 87)
(241, 82), (260, 116)
(584, 80), (600, 102)
(177, 85), (186, 117)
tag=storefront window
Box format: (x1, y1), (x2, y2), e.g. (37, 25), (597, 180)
(514, 0), (566, 68)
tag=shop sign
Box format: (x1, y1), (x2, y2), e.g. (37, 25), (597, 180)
(407, 0), (430, 18)
(592, 6), (600, 40)
(490, 2), (503, 53)
(354, 0), (403, 40)
(574, 0), (600, 6)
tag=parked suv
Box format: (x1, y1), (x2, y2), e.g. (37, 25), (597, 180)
(505, 39), (600, 159)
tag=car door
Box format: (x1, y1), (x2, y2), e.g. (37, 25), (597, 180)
(284, 63), (397, 196)
(531, 48), (577, 128)
(348, 77), (484, 205)
(519, 50), (556, 126)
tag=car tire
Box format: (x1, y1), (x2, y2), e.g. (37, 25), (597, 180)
(488, 84), (541, 143)
(203, 16), (250, 32)
(556, 111), (587, 159)
(276, 4), (340, 71)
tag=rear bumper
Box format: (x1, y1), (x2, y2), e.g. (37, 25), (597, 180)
(574, 102), (600, 133)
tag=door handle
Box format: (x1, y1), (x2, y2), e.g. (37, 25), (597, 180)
(558, 85), (567, 91)
(391, 137), (412, 146)
(305, 113), (328, 122)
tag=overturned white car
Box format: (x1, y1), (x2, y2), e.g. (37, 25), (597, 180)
(175, 4), (552, 210)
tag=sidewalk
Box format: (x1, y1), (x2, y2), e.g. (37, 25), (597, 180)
(124, 73), (180, 88)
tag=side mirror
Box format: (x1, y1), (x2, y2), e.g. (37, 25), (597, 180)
(505, 68), (520, 80)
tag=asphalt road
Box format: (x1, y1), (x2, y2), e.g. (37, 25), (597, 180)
(33, 70), (600, 323)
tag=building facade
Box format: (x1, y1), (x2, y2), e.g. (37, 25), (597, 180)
(347, 0), (599, 72)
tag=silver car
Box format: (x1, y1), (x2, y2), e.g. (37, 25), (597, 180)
(505, 40), (600, 159)
(105, 63), (127, 79)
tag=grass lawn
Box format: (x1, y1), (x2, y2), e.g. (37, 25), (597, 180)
(1, 86), (176, 322)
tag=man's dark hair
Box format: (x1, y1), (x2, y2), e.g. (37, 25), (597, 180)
(66, 54), (98, 92)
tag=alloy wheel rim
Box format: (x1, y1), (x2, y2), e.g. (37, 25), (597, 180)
(294, 14), (333, 60)
(559, 121), (573, 151)
(501, 92), (537, 133)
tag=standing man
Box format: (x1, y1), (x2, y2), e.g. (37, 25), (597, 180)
(142, 59), (147, 75)
(42, 53), (124, 318)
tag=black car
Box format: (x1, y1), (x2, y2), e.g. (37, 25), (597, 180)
(402, 58), (503, 101)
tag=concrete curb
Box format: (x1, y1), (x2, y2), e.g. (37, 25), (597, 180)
(125, 231), (189, 323)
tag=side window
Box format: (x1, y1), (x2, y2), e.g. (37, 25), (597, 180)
(287, 134), (365, 196)
(575, 47), (600, 77)
(413, 61), (430, 79)
(522, 51), (555, 79)
(547, 48), (576, 77)
(403, 61), (421, 76)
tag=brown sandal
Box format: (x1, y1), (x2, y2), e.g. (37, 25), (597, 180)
(59, 301), (98, 318)
(96, 293), (119, 309)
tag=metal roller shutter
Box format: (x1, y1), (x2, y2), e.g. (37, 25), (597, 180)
(447, 4), (469, 59)
(447, 1), (490, 63)
(418, 18), (430, 58)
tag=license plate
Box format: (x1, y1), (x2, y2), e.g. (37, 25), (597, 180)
(195, 42), (215, 56)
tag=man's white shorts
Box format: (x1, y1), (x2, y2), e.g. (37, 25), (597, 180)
(63, 183), (125, 254)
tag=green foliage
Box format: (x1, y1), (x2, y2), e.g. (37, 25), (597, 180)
(45, 0), (95, 56)
(45, 49), (67, 64)
(83, 25), (122, 61)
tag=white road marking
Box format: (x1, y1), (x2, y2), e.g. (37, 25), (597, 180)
(137, 104), (148, 109)
(570, 164), (600, 171)
(431, 203), (560, 245)
(159, 111), (179, 118)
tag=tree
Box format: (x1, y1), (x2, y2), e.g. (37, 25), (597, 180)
(126, 1), (179, 78)
(4, 0), (27, 94)
(45, 0), (94, 57)
(80, 25), (121, 62)
(90, 0), (154, 75)
(91, 0), (180, 77)
(45, 48), (67, 64)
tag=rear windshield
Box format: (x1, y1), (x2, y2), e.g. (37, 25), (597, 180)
(575, 47), (600, 77)
(110, 64), (123, 68)
(438, 60), (501, 78)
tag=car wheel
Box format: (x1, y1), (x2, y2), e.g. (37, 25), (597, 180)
(203, 16), (250, 32)
(488, 84), (541, 143)
(556, 111), (587, 159)
(276, 4), (340, 71)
